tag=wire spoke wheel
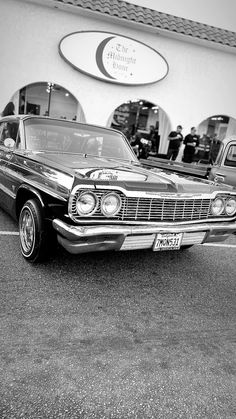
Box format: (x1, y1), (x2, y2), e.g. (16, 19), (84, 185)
(19, 207), (36, 253)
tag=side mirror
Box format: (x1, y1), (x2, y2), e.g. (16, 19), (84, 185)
(4, 138), (15, 148)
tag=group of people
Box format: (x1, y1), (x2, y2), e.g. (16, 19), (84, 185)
(126, 123), (202, 163)
(167, 125), (201, 163)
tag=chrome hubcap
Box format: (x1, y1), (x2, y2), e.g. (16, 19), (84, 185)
(20, 208), (35, 253)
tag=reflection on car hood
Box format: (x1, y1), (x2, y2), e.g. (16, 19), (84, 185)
(33, 153), (222, 194)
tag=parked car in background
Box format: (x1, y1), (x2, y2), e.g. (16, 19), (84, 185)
(142, 136), (236, 188)
(0, 115), (236, 263)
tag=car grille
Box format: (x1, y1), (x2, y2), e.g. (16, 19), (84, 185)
(70, 189), (215, 222)
(121, 196), (212, 221)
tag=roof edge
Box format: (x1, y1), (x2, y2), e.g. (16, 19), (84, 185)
(20, 0), (236, 50)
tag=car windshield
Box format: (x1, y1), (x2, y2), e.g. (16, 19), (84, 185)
(24, 118), (137, 162)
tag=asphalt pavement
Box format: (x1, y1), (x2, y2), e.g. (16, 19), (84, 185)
(0, 208), (236, 419)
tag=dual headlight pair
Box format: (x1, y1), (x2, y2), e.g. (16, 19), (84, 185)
(76, 191), (121, 217)
(211, 196), (236, 216)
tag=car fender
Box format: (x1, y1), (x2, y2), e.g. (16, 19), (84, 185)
(15, 184), (45, 219)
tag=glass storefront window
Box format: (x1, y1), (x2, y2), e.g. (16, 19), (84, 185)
(18, 82), (82, 121)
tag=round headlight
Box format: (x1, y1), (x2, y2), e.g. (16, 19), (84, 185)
(101, 193), (121, 217)
(225, 197), (236, 216)
(76, 191), (98, 216)
(211, 197), (225, 216)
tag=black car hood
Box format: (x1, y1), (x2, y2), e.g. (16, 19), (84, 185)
(30, 153), (223, 194)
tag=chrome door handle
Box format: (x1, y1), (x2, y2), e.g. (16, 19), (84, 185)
(5, 153), (12, 160)
(214, 173), (225, 182)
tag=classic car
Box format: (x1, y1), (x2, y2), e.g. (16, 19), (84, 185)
(0, 115), (236, 263)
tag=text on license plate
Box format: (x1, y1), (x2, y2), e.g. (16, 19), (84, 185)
(153, 233), (183, 251)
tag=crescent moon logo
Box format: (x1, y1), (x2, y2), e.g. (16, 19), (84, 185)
(96, 36), (116, 80)
(59, 31), (169, 85)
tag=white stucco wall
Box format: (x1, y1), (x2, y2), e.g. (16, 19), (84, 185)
(1, 0), (236, 152)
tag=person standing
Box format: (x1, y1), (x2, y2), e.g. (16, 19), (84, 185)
(167, 125), (183, 160)
(182, 127), (200, 163)
(209, 133), (221, 163)
(148, 125), (155, 153)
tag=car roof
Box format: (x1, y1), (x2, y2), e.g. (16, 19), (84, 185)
(222, 135), (236, 145)
(0, 115), (21, 122)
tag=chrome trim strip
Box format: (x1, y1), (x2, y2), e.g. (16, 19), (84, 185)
(63, 215), (236, 226)
(0, 174), (67, 203)
(18, 178), (68, 202)
(70, 183), (236, 200)
(0, 184), (15, 199)
(53, 218), (236, 242)
(1, 155), (72, 203)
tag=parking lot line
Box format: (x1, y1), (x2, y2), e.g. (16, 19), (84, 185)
(0, 231), (19, 235)
(201, 243), (236, 248)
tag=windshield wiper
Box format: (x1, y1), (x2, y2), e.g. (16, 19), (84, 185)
(84, 154), (138, 164)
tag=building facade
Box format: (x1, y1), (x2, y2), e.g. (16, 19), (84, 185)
(1, 0), (236, 153)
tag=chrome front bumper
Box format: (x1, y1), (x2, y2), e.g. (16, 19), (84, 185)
(52, 219), (236, 254)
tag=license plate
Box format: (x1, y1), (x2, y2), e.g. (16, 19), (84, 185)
(153, 233), (183, 251)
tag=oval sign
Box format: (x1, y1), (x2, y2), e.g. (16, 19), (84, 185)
(59, 31), (168, 86)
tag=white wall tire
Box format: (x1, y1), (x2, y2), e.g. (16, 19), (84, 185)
(19, 199), (49, 262)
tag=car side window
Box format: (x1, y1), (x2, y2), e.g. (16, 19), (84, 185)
(224, 144), (236, 167)
(0, 121), (19, 148)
